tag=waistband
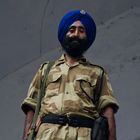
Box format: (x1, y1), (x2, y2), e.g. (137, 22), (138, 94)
(41, 113), (95, 128)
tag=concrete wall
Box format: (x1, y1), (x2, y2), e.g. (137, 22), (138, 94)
(0, 0), (139, 80)
(0, 1), (140, 140)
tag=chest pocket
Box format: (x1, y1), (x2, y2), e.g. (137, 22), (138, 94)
(74, 75), (97, 99)
(45, 73), (62, 97)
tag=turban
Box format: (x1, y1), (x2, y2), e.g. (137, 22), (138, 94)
(58, 10), (96, 48)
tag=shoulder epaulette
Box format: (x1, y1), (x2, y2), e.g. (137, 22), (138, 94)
(87, 62), (105, 73)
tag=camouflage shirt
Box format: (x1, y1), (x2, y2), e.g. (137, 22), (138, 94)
(21, 55), (119, 119)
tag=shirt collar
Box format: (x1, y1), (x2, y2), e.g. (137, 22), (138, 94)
(54, 54), (88, 66)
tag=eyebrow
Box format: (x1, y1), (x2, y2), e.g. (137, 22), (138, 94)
(69, 25), (85, 30)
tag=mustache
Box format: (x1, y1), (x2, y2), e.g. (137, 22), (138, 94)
(66, 36), (84, 42)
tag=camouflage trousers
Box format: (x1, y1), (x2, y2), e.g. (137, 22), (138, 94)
(36, 123), (92, 140)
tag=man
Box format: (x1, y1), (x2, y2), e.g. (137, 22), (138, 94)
(21, 10), (119, 140)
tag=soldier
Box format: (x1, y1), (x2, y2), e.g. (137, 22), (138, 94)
(21, 10), (119, 140)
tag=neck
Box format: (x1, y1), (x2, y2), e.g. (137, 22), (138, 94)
(64, 54), (79, 65)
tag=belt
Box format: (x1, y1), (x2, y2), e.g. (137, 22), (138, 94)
(41, 113), (94, 128)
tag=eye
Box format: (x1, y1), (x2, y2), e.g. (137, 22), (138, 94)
(69, 28), (75, 33)
(79, 27), (85, 33)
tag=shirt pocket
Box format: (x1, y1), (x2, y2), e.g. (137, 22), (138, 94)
(44, 73), (62, 97)
(74, 75), (97, 99)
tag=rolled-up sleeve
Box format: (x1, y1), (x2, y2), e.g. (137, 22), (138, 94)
(97, 72), (119, 113)
(21, 67), (42, 114)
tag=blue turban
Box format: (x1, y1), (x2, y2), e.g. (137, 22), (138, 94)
(58, 10), (96, 48)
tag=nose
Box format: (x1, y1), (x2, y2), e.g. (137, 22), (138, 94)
(73, 29), (79, 37)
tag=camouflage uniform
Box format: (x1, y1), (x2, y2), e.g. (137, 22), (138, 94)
(21, 55), (119, 140)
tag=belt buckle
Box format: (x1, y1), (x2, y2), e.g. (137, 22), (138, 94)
(67, 115), (78, 127)
(58, 115), (66, 125)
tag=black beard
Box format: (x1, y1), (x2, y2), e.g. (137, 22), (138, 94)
(61, 36), (89, 58)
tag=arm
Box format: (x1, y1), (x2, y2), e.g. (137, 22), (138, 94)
(22, 110), (34, 140)
(21, 65), (45, 140)
(102, 106), (117, 140)
(96, 71), (119, 140)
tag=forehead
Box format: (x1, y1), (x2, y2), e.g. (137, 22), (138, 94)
(69, 20), (85, 28)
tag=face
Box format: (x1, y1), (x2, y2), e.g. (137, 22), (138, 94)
(66, 20), (87, 39)
(61, 20), (89, 58)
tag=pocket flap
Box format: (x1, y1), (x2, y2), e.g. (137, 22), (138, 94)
(48, 73), (62, 83)
(75, 75), (97, 87)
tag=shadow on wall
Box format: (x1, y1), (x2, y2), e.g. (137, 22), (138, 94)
(134, 137), (140, 140)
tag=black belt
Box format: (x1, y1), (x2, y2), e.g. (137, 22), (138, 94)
(41, 113), (94, 128)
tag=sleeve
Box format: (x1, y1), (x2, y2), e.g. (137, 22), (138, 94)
(96, 71), (119, 114)
(21, 64), (46, 114)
